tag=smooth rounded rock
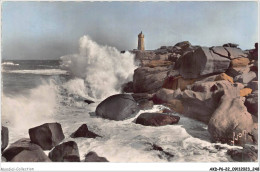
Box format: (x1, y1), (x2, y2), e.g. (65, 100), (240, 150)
(95, 94), (140, 121)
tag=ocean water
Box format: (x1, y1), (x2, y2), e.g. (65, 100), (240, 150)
(1, 36), (238, 162)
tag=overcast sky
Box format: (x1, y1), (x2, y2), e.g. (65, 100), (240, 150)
(2, 1), (258, 60)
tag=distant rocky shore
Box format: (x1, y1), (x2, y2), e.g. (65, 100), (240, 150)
(1, 41), (258, 162)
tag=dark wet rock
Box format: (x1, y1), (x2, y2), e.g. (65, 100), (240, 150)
(168, 53), (181, 62)
(122, 81), (133, 93)
(147, 143), (174, 161)
(234, 71), (257, 84)
(245, 92), (258, 117)
(214, 144), (228, 151)
(136, 113), (180, 126)
(208, 96), (254, 146)
(1, 126), (8, 151)
(223, 43), (239, 48)
(48, 141), (80, 162)
(29, 122), (65, 150)
(248, 81), (258, 92)
(138, 99), (154, 110)
(95, 94), (140, 121)
(2, 138), (51, 162)
(176, 47), (230, 79)
(84, 151), (109, 162)
(71, 124), (100, 138)
(133, 67), (168, 93)
(249, 43), (258, 60)
(162, 109), (174, 114)
(84, 99), (95, 104)
(227, 145), (258, 162)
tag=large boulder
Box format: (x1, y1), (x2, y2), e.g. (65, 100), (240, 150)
(136, 113), (180, 126)
(208, 96), (254, 145)
(133, 67), (168, 93)
(29, 123), (65, 150)
(71, 124), (100, 138)
(227, 145), (258, 162)
(1, 126), (8, 151)
(48, 141), (80, 162)
(2, 138), (51, 162)
(176, 47), (230, 79)
(84, 152), (109, 162)
(245, 91), (258, 117)
(95, 94), (140, 121)
(178, 81), (243, 123)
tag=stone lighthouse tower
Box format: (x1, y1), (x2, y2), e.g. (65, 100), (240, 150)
(138, 31), (145, 51)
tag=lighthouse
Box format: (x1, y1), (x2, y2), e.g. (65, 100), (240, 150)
(138, 31), (145, 51)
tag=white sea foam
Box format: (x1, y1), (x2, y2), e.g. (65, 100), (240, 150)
(56, 105), (235, 162)
(2, 62), (19, 66)
(2, 80), (58, 142)
(3, 69), (68, 75)
(60, 35), (137, 100)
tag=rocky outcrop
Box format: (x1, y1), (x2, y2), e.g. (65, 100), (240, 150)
(136, 113), (180, 126)
(152, 88), (174, 104)
(95, 94), (140, 121)
(84, 152), (109, 162)
(230, 57), (250, 68)
(248, 81), (258, 91)
(2, 138), (51, 162)
(48, 141), (80, 162)
(234, 71), (257, 84)
(133, 67), (168, 93)
(176, 47), (231, 79)
(177, 81), (243, 123)
(144, 60), (172, 68)
(131, 93), (153, 110)
(1, 126), (8, 151)
(208, 96), (254, 145)
(71, 124), (100, 138)
(227, 145), (258, 162)
(214, 73), (233, 83)
(163, 75), (196, 91)
(29, 123), (65, 150)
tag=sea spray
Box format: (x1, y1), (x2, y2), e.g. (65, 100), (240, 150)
(1, 79), (58, 134)
(60, 35), (137, 100)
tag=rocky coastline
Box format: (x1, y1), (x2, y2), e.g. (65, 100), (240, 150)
(1, 41), (258, 162)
